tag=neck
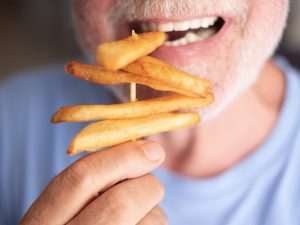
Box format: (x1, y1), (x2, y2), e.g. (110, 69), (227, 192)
(147, 60), (286, 178)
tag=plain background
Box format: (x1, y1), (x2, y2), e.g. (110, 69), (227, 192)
(0, 0), (299, 80)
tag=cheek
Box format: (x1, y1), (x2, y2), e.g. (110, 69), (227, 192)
(200, 0), (289, 120)
(245, 0), (289, 47)
(94, 0), (116, 11)
(73, 0), (114, 12)
(71, 0), (116, 59)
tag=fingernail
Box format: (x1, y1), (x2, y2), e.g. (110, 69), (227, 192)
(142, 142), (164, 161)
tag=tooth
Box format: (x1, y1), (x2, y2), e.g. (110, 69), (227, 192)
(190, 19), (202, 29)
(178, 38), (188, 45)
(157, 23), (173, 32)
(204, 28), (217, 38)
(165, 28), (216, 46)
(149, 22), (157, 31)
(197, 34), (206, 41)
(185, 32), (199, 43)
(197, 28), (216, 41)
(171, 40), (180, 46)
(141, 23), (149, 32)
(146, 16), (220, 46)
(173, 21), (190, 31)
(201, 17), (218, 28)
(189, 17), (218, 30)
(207, 17), (218, 26)
(201, 18), (211, 28)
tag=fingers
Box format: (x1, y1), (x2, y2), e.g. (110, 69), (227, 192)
(137, 206), (168, 225)
(20, 141), (165, 225)
(68, 174), (165, 225)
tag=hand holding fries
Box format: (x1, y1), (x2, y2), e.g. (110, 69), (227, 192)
(21, 141), (167, 224)
(51, 31), (214, 155)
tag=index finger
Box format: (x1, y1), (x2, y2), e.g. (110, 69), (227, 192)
(20, 141), (165, 225)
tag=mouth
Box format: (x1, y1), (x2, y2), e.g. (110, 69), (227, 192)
(131, 16), (225, 47)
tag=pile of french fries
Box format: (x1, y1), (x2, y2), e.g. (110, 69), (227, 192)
(51, 31), (214, 155)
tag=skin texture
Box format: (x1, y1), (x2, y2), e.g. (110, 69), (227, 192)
(21, 0), (289, 224)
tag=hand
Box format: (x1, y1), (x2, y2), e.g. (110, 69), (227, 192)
(20, 141), (167, 225)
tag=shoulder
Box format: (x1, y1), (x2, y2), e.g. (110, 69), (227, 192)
(274, 56), (300, 136)
(273, 56), (300, 188)
(274, 56), (300, 111)
(274, 56), (300, 85)
(0, 62), (112, 106)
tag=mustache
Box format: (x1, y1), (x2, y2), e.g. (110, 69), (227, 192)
(110, 0), (248, 22)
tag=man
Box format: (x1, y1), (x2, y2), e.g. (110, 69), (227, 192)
(1, 0), (299, 224)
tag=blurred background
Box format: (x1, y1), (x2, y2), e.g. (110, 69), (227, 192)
(0, 0), (300, 80)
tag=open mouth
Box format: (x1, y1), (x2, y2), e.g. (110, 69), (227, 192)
(132, 17), (225, 47)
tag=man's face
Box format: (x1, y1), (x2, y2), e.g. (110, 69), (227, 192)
(71, 0), (289, 120)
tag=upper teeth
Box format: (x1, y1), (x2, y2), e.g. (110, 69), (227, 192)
(142, 17), (218, 32)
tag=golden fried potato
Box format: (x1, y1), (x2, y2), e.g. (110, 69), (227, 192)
(67, 112), (200, 155)
(123, 56), (211, 97)
(65, 61), (150, 85)
(97, 32), (167, 70)
(146, 83), (199, 97)
(66, 61), (200, 96)
(51, 93), (214, 123)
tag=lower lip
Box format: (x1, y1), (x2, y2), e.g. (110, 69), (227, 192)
(150, 18), (232, 64)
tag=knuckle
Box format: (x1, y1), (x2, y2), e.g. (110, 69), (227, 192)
(103, 189), (132, 220)
(62, 160), (95, 190)
(106, 187), (131, 207)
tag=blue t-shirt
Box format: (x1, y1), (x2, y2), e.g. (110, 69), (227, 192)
(1, 58), (300, 225)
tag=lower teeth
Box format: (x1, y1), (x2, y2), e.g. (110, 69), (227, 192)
(164, 28), (217, 47)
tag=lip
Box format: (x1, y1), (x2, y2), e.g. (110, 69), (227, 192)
(144, 17), (232, 65)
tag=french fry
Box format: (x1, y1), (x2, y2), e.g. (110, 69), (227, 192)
(65, 61), (150, 85)
(67, 112), (200, 155)
(66, 61), (200, 97)
(123, 56), (211, 97)
(97, 32), (167, 70)
(146, 83), (199, 97)
(51, 93), (214, 123)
